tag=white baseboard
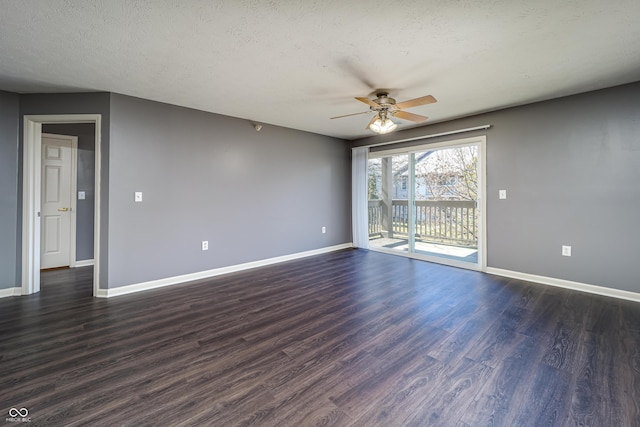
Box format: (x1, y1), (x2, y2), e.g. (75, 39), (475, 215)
(486, 267), (640, 303)
(101, 243), (354, 298)
(73, 259), (95, 267)
(0, 287), (22, 298)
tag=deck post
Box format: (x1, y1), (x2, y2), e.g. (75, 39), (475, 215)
(381, 157), (394, 238)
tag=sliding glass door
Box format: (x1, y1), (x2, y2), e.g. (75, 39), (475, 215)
(367, 137), (485, 270)
(367, 154), (410, 254)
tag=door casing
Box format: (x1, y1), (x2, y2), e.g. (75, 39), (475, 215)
(22, 115), (102, 297)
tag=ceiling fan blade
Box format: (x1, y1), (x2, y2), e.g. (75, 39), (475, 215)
(395, 95), (437, 110)
(393, 110), (428, 123)
(330, 111), (371, 119)
(355, 97), (381, 108)
(366, 115), (379, 129)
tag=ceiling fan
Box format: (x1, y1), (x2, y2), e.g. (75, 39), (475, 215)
(331, 91), (437, 134)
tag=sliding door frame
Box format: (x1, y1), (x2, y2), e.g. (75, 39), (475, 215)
(367, 135), (487, 272)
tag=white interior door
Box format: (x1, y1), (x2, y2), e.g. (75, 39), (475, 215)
(41, 134), (77, 269)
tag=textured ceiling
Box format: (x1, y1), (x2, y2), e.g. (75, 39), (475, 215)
(1, 0), (639, 140)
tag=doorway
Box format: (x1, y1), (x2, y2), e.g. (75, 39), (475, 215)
(22, 115), (102, 297)
(367, 136), (486, 271)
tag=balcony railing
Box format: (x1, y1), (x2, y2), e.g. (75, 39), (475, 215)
(369, 199), (477, 247)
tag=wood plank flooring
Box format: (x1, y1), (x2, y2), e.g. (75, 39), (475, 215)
(1, 249), (639, 426)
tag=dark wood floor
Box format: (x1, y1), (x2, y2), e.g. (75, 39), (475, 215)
(1, 249), (639, 426)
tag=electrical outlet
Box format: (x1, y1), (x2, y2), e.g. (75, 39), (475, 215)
(202, 241), (208, 251)
(322, 226), (326, 234)
(562, 245), (571, 257)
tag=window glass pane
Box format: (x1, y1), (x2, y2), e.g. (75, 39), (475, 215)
(367, 154), (409, 254)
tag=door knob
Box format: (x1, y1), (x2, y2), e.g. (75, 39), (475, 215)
(58, 207), (69, 212)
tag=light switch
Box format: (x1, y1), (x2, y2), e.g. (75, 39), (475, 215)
(134, 192), (143, 202)
(78, 191), (86, 200)
(499, 190), (507, 199)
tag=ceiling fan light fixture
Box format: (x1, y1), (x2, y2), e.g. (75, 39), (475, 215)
(369, 114), (397, 134)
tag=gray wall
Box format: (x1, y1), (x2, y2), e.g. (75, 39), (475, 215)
(9, 82), (638, 295)
(0, 91), (19, 290)
(19, 93), (110, 286)
(107, 94), (351, 288)
(42, 123), (95, 261)
(354, 81), (640, 293)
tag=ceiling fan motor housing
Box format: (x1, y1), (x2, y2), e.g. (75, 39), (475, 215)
(373, 92), (396, 109)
